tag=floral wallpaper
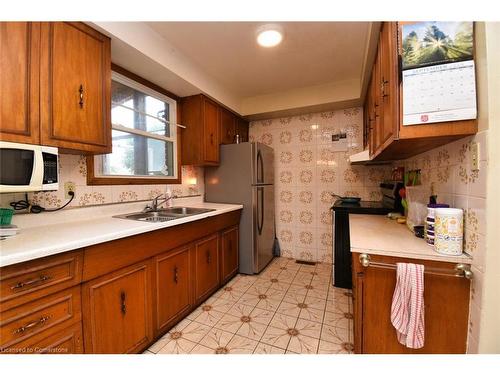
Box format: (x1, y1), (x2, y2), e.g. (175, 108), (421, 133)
(250, 107), (392, 263)
(0, 154), (204, 210)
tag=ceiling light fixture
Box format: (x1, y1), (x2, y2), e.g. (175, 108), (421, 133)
(256, 25), (283, 48)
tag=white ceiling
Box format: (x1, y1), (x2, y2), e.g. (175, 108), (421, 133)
(146, 22), (371, 98)
(93, 21), (379, 117)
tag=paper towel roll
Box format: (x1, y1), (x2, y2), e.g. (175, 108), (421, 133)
(434, 208), (464, 256)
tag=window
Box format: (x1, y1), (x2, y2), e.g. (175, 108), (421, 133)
(89, 71), (179, 184)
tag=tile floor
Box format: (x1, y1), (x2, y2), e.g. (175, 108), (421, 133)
(144, 257), (354, 354)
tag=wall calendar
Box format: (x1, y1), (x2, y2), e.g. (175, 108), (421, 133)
(401, 22), (477, 126)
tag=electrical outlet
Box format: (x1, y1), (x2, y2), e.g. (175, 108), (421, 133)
(64, 182), (76, 199)
(471, 142), (480, 171)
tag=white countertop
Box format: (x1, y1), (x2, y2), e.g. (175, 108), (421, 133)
(349, 214), (472, 264)
(0, 200), (243, 267)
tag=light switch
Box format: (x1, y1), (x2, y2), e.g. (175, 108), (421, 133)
(471, 142), (480, 171)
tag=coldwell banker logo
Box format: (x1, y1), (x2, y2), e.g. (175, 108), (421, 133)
(421, 114), (429, 122)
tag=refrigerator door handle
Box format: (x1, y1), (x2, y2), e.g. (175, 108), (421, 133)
(257, 149), (264, 184)
(257, 186), (264, 235)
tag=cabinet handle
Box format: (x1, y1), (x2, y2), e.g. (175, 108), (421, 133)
(14, 316), (50, 334)
(11, 275), (51, 291)
(79, 84), (84, 108)
(120, 291), (126, 315)
(210, 133), (214, 145)
(206, 251), (211, 264)
(174, 266), (179, 284)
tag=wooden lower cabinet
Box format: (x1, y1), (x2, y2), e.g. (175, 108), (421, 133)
(82, 260), (153, 354)
(0, 286), (82, 353)
(0, 212), (241, 354)
(153, 246), (193, 336)
(352, 252), (470, 354)
(194, 235), (220, 303)
(220, 226), (239, 284)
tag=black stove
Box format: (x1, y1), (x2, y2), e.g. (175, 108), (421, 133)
(330, 182), (403, 289)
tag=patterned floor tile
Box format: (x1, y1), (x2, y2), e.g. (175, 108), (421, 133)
(236, 320), (268, 341)
(157, 338), (197, 354)
(199, 328), (235, 350)
(294, 318), (322, 339)
(323, 311), (350, 329)
(226, 334), (259, 354)
(190, 344), (215, 354)
(193, 307), (224, 327)
(287, 334), (320, 354)
(145, 257), (352, 356)
(317, 340), (350, 354)
(213, 285), (244, 302)
(298, 306), (325, 323)
(320, 324), (349, 344)
(276, 300), (302, 318)
(253, 342), (286, 354)
(260, 325), (292, 350)
(214, 313), (244, 334)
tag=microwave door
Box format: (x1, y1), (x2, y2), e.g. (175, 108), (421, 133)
(0, 142), (44, 193)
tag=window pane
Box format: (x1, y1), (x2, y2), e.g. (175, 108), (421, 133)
(111, 80), (170, 136)
(102, 130), (174, 177)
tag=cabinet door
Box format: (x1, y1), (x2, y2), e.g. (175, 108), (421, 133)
(40, 22), (111, 153)
(219, 107), (236, 145)
(194, 234), (219, 303)
(235, 118), (249, 143)
(378, 22), (398, 149)
(353, 254), (470, 354)
(369, 58), (381, 155)
(202, 97), (219, 163)
(0, 22), (40, 144)
(153, 246), (192, 335)
(220, 227), (239, 284)
(82, 260), (153, 354)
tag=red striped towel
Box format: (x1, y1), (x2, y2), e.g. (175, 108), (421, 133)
(390, 263), (425, 349)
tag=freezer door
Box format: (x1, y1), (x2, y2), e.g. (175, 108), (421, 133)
(252, 143), (274, 185)
(253, 184), (275, 272)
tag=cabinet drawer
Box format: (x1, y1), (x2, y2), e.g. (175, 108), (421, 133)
(0, 285), (82, 350)
(0, 251), (83, 312)
(2, 322), (84, 354)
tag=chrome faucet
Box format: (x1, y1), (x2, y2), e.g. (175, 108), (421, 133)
(144, 193), (176, 212)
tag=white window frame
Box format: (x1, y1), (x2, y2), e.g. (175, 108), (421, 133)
(94, 71), (178, 180)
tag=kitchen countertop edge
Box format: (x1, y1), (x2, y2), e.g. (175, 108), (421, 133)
(0, 203), (243, 268)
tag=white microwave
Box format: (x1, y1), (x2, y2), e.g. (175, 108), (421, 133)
(0, 141), (59, 193)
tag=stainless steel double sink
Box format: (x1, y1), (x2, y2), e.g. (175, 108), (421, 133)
(113, 207), (216, 223)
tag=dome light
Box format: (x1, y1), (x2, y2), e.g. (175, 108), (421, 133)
(256, 26), (283, 48)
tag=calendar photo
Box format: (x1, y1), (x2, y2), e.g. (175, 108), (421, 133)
(402, 22), (474, 70)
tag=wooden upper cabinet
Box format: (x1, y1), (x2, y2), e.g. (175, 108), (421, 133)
(40, 22), (111, 154)
(153, 246), (193, 336)
(219, 107), (236, 145)
(377, 22), (398, 151)
(82, 260), (153, 354)
(0, 22), (40, 144)
(181, 94), (219, 165)
(363, 22), (477, 161)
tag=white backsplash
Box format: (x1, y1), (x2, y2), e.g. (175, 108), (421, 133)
(0, 154), (205, 211)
